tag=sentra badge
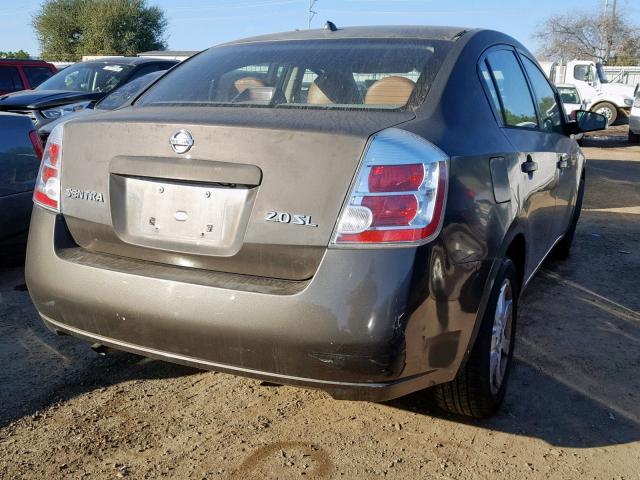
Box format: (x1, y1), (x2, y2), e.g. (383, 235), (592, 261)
(64, 188), (105, 203)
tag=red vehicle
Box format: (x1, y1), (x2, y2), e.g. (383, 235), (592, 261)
(0, 59), (57, 95)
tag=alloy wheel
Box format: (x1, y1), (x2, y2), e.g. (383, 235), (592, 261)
(489, 279), (513, 395)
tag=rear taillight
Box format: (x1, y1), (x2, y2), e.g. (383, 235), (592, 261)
(28, 130), (44, 160)
(332, 128), (448, 245)
(33, 124), (63, 212)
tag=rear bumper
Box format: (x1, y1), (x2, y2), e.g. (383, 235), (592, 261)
(26, 207), (487, 401)
(41, 314), (435, 401)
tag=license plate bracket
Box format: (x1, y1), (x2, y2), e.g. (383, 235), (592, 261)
(111, 176), (254, 256)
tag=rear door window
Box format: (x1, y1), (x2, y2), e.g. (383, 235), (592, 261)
(485, 50), (538, 129)
(520, 56), (564, 134)
(23, 66), (54, 88)
(0, 66), (24, 92)
(479, 61), (502, 116)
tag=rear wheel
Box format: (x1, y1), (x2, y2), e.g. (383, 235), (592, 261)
(552, 175), (585, 260)
(592, 102), (617, 125)
(433, 258), (518, 418)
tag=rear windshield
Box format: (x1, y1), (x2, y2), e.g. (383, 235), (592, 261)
(96, 71), (164, 111)
(137, 39), (452, 111)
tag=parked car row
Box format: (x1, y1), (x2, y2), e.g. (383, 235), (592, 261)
(17, 25), (608, 420)
(1, 57), (177, 250)
(0, 57), (178, 129)
(38, 70), (167, 143)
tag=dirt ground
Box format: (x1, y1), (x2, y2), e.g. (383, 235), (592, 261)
(1, 127), (639, 479)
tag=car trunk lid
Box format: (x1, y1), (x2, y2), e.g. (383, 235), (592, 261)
(59, 107), (414, 280)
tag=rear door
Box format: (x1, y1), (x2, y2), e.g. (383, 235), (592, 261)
(519, 53), (580, 245)
(483, 47), (558, 269)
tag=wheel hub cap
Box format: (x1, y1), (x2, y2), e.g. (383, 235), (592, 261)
(596, 107), (613, 119)
(490, 279), (513, 395)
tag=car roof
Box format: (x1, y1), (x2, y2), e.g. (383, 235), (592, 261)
(222, 25), (472, 46)
(80, 57), (178, 67)
(0, 58), (54, 65)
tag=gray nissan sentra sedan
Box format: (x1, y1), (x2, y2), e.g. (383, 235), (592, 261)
(26, 26), (606, 418)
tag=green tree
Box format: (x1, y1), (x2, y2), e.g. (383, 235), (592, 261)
(0, 50), (31, 59)
(32, 0), (167, 61)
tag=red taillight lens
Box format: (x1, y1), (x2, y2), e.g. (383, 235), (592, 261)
(33, 125), (63, 212)
(362, 195), (418, 226)
(368, 164), (424, 192)
(28, 130), (44, 160)
(47, 143), (60, 166)
(333, 129), (448, 246)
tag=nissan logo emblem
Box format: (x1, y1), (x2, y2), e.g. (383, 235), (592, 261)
(170, 129), (194, 154)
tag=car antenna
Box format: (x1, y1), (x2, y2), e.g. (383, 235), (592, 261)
(324, 20), (338, 32)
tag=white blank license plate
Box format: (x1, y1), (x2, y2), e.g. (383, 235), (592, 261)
(136, 181), (222, 242)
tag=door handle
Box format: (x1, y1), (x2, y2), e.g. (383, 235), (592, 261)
(557, 153), (569, 170)
(521, 156), (538, 174)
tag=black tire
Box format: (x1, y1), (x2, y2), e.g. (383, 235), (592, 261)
(629, 129), (640, 143)
(552, 176), (585, 260)
(591, 101), (617, 125)
(433, 258), (518, 418)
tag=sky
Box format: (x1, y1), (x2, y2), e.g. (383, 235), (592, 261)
(1, 0), (639, 57)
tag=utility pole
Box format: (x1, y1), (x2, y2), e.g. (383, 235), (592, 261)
(603, 0), (616, 63)
(308, 0), (318, 29)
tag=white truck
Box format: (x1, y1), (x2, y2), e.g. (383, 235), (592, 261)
(539, 59), (636, 125)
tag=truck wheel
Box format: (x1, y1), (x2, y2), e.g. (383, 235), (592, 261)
(552, 175), (585, 260)
(433, 258), (517, 418)
(629, 129), (640, 143)
(592, 102), (617, 125)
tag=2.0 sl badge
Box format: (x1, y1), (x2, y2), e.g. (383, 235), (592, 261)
(266, 211), (318, 227)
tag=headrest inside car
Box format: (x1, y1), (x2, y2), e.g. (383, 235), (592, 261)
(365, 76), (416, 106)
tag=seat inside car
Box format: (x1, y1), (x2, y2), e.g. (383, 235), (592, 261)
(364, 76), (416, 106)
(234, 76), (265, 94)
(307, 72), (362, 105)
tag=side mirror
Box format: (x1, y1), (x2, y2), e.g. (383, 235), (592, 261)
(567, 110), (607, 135)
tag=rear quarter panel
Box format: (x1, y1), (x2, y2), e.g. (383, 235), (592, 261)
(405, 30), (523, 267)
